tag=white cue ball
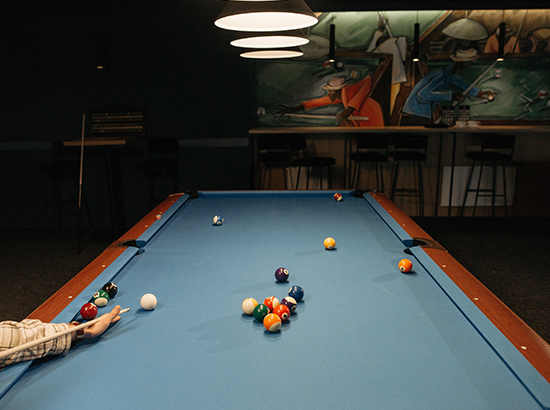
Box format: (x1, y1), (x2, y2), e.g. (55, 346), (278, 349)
(140, 293), (157, 310)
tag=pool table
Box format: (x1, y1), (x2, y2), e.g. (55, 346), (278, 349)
(1, 190), (549, 409)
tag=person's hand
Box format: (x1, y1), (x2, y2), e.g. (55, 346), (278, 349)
(337, 106), (355, 126)
(82, 305), (122, 339)
(477, 90), (495, 101)
(452, 92), (465, 103)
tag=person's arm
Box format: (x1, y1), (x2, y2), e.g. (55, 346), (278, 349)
(0, 305), (121, 368)
(270, 103), (305, 117)
(0, 320), (72, 367)
(416, 73), (453, 103)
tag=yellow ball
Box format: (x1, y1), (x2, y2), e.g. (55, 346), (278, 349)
(241, 298), (258, 315)
(323, 237), (336, 250)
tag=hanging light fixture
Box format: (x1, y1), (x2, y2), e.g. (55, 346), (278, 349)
(95, 30), (108, 70)
(214, 0), (318, 32)
(328, 24), (335, 63)
(230, 30), (309, 49)
(240, 48), (304, 59)
(497, 11), (506, 61)
(497, 22), (506, 61)
(412, 22), (420, 62)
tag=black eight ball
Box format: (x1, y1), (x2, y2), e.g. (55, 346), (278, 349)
(102, 282), (118, 299)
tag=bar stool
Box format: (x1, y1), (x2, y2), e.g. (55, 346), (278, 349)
(350, 134), (389, 192)
(136, 137), (179, 210)
(39, 141), (93, 230)
(390, 135), (428, 216)
(257, 135), (296, 189)
(460, 134), (515, 217)
(291, 134), (336, 189)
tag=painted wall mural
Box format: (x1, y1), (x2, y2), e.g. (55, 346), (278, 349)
(251, 10), (550, 127)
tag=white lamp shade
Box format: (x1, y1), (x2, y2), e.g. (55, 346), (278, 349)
(215, 0), (318, 32)
(240, 49), (304, 59)
(231, 31), (309, 48)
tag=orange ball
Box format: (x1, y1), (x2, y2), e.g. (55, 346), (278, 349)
(263, 296), (280, 312)
(323, 237), (336, 250)
(263, 313), (282, 332)
(273, 304), (290, 322)
(398, 259), (413, 273)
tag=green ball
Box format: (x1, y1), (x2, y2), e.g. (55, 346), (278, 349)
(92, 290), (110, 307)
(252, 304), (270, 322)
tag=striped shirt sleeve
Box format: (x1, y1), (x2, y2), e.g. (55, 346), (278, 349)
(0, 319), (72, 368)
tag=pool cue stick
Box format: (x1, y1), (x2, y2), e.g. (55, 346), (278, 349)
(452, 58), (500, 107)
(512, 9), (528, 55)
(76, 113), (86, 253)
(283, 113), (370, 121)
(0, 308), (130, 360)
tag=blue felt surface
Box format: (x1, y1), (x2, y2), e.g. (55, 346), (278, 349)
(1, 191), (548, 409)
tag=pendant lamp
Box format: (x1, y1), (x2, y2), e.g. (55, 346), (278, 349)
(215, 0), (318, 32)
(240, 49), (304, 59)
(497, 22), (506, 61)
(328, 24), (335, 63)
(412, 23), (420, 62)
(230, 30), (309, 49)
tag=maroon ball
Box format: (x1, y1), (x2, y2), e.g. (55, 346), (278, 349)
(80, 303), (98, 320)
(274, 267), (289, 283)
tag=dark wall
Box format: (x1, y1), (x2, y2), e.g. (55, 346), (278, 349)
(0, 0), (250, 141)
(0, 0), (252, 229)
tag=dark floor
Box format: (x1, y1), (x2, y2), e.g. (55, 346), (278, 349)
(418, 217), (550, 343)
(1, 218), (549, 343)
(0, 229), (114, 321)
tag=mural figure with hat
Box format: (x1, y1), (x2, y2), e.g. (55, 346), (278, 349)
(483, 24), (520, 54)
(401, 48), (495, 124)
(525, 28), (550, 53)
(271, 73), (384, 126)
(438, 17), (488, 54)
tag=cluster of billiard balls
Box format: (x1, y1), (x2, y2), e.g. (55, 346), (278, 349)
(79, 282), (159, 320)
(80, 282), (118, 320)
(242, 285), (304, 333)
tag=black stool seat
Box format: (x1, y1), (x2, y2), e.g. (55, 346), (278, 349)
(292, 156), (336, 168)
(460, 134), (515, 217)
(291, 135), (336, 189)
(350, 135), (389, 192)
(136, 137), (179, 210)
(258, 152), (292, 164)
(390, 135), (428, 217)
(256, 135), (298, 189)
